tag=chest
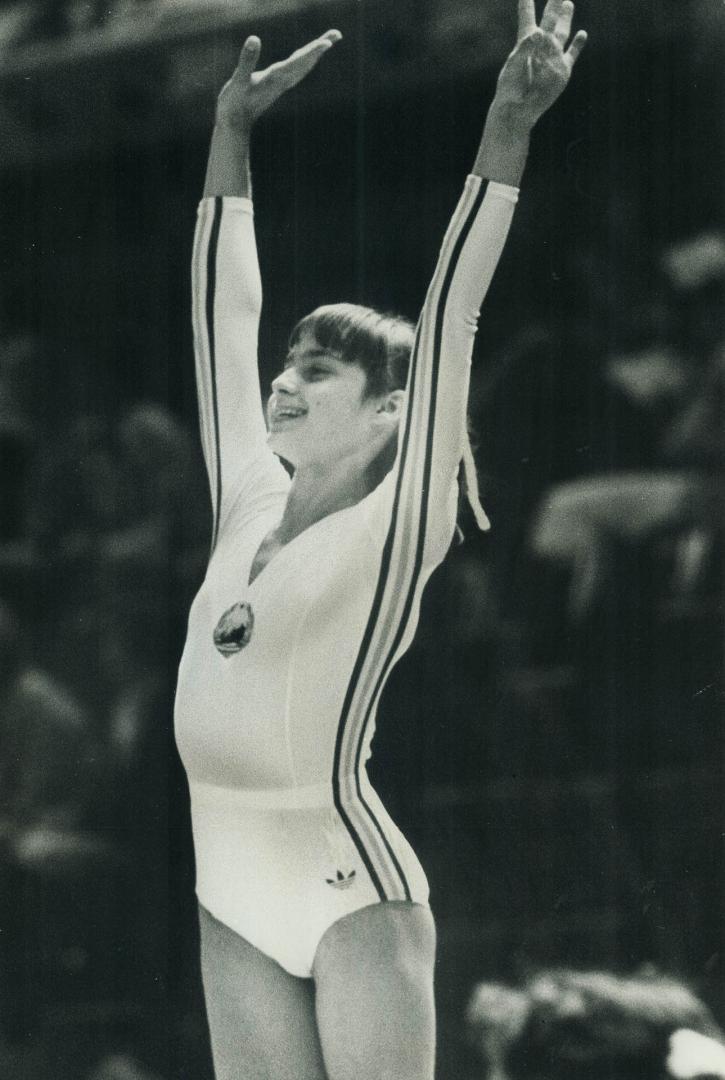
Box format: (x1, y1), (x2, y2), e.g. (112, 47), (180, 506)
(193, 502), (379, 642)
(247, 529), (286, 587)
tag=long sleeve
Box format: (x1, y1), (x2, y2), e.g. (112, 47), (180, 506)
(192, 197), (289, 551)
(334, 174), (516, 812)
(365, 176), (518, 560)
(332, 178), (519, 841)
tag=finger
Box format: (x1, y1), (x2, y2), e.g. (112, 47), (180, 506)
(517, 27), (551, 62)
(532, 28), (560, 58)
(553, 0), (574, 45)
(285, 32), (340, 71)
(512, 27), (548, 83)
(319, 28), (343, 46)
(540, 0), (565, 35)
(236, 35), (261, 81)
(565, 28), (588, 65)
(290, 28), (342, 57)
(517, 0), (537, 42)
(266, 35), (338, 91)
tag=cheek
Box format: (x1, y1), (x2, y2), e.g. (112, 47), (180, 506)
(310, 388), (365, 425)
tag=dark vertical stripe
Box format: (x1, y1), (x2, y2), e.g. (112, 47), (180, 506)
(206, 197), (224, 553)
(344, 323), (429, 900)
(351, 182), (489, 833)
(353, 772), (412, 899)
(331, 322), (424, 899)
(335, 181), (488, 899)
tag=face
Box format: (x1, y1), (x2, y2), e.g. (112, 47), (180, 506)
(267, 326), (388, 468)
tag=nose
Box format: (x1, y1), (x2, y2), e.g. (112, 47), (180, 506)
(271, 367), (298, 395)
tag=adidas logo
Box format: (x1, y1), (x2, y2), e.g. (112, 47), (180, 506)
(326, 869), (357, 889)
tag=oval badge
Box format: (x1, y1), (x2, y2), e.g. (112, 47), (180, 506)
(213, 601), (254, 657)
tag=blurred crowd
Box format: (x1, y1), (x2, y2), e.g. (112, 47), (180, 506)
(0, 0), (226, 51)
(0, 173), (722, 1080)
(0, 342), (210, 1076)
(466, 968), (725, 1080)
(527, 229), (724, 626)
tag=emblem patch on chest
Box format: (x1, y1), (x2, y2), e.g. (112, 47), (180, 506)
(213, 601), (255, 656)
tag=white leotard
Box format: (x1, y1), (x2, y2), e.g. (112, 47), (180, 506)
(174, 177), (517, 975)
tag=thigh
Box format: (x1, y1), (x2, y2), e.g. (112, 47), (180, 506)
(198, 905), (327, 1080)
(313, 901), (436, 1080)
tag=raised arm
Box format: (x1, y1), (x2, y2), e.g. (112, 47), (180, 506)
(202, 30), (342, 199)
(371, 0), (587, 561)
(474, 0), (587, 186)
(193, 31), (342, 548)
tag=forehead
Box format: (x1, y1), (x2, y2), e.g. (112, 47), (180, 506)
(287, 325), (335, 358)
(286, 327), (364, 378)
(284, 326), (371, 395)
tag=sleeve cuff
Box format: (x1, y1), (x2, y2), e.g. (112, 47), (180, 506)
(465, 175), (519, 204)
(198, 196), (254, 215)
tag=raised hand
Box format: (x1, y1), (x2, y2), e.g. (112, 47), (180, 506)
(493, 0), (587, 128)
(215, 29), (342, 130)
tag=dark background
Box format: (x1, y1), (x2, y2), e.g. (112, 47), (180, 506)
(0, 1), (722, 1078)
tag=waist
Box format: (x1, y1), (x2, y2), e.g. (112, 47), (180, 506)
(189, 776), (368, 811)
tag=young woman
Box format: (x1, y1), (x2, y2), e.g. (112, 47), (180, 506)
(174, 3), (587, 1077)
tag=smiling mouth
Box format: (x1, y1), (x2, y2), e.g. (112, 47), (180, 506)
(270, 407), (307, 423)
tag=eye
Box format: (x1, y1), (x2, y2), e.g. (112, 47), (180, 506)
(304, 364), (331, 380)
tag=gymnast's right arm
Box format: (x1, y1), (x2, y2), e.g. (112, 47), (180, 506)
(193, 31), (342, 548)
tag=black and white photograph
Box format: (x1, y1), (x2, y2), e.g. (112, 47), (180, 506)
(0, 1), (723, 1078)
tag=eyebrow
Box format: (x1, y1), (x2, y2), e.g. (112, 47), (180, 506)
(285, 347), (340, 366)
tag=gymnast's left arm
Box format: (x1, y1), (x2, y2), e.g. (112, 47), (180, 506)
(389, 0), (587, 556)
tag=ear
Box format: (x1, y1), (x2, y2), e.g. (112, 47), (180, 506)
(372, 389), (405, 431)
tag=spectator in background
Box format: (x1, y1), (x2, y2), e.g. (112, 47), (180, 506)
(0, 598), (100, 843)
(27, 413), (133, 690)
(112, 400), (210, 636)
(528, 229), (725, 624)
(0, 395), (206, 1063)
(0, 596), (108, 1041)
(466, 981), (530, 1080)
(467, 968), (725, 1080)
(667, 1029), (725, 1080)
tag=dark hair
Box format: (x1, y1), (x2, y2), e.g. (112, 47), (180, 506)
(288, 303), (415, 400)
(289, 302), (481, 534)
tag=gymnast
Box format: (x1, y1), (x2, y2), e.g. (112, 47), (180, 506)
(174, 3), (587, 1076)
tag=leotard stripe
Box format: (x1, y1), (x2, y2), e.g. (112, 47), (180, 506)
(205, 198), (224, 554)
(333, 180), (489, 900)
(331, 324), (424, 900)
(192, 196), (225, 554)
(340, 179), (482, 764)
(353, 182), (489, 756)
(191, 203), (211, 475)
(192, 202), (217, 527)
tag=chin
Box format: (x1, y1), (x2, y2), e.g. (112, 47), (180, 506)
(267, 429), (299, 466)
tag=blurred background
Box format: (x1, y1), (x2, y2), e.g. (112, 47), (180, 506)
(0, 1), (722, 1078)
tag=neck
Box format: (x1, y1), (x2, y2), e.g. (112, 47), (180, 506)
(277, 445), (381, 541)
